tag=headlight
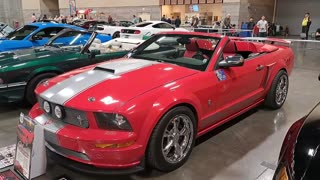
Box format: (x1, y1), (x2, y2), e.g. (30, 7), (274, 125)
(54, 105), (65, 119)
(94, 113), (132, 131)
(43, 101), (51, 113)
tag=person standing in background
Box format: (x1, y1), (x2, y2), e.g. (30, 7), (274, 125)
(192, 16), (199, 28)
(167, 17), (172, 24)
(132, 15), (139, 24)
(223, 14), (231, 29)
(175, 16), (181, 28)
(257, 16), (268, 37)
(301, 13), (312, 39)
(139, 17), (143, 23)
(31, 13), (37, 23)
(108, 15), (113, 24)
(161, 15), (167, 22)
(42, 14), (47, 20)
(247, 17), (255, 30)
(247, 17), (255, 37)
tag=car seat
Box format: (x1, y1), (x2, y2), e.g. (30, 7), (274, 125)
(184, 39), (199, 58)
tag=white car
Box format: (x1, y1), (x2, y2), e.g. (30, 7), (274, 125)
(96, 21), (134, 39)
(120, 21), (189, 39)
(0, 23), (14, 38)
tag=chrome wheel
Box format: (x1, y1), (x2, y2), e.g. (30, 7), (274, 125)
(161, 114), (194, 164)
(275, 74), (288, 106)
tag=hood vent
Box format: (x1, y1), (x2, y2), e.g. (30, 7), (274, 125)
(93, 66), (115, 74)
(94, 59), (158, 75)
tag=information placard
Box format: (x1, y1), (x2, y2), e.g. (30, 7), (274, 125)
(14, 113), (46, 180)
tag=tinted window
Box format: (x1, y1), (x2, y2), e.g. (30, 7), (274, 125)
(34, 27), (64, 39)
(7, 25), (38, 40)
(134, 22), (152, 27)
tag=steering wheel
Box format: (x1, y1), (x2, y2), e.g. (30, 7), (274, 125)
(192, 51), (207, 60)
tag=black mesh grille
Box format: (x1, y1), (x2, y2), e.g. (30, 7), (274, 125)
(38, 97), (89, 128)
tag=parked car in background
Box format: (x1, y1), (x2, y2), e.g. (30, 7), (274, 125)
(77, 20), (109, 29)
(273, 75), (320, 180)
(0, 29), (135, 104)
(120, 21), (189, 39)
(0, 23), (14, 38)
(96, 21), (135, 39)
(37, 19), (59, 23)
(29, 32), (293, 174)
(0, 23), (85, 52)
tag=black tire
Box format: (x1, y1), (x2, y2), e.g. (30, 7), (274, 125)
(25, 73), (57, 105)
(146, 106), (197, 172)
(112, 31), (120, 39)
(265, 70), (289, 109)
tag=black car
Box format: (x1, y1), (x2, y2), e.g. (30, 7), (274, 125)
(273, 86), (320, 179)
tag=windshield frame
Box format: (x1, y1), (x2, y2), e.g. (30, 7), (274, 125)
(45, 29), (97, 53)
(131, 34), (221, 71)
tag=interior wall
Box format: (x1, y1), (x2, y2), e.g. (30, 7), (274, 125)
(0, 0), (24, 26)
(239, 0), (274, 25)
(40, 0), (59, 18)
(276, 0), (320, 35)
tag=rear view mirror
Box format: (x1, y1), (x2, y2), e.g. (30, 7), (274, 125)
(219, 55), (245, 68)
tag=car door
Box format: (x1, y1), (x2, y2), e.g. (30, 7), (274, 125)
(204, 39), (268, 126)
(30, 27), (65, 46)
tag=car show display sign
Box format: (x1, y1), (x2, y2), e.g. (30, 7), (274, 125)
(14, 113), (46, 180)
(0, 169), (20, 180)
(0, 144), (15, 170)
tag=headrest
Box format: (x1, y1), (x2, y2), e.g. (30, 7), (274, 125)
(185, 39), (198, 51)
(223, 40), (236, 53)
(196, 39), (215, 51)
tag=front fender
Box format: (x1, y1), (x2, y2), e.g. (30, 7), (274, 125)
(27, 66), (64, 82)
(122, 89), (203, 153)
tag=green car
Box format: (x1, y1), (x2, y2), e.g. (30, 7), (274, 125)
(0, 29), (140, 104)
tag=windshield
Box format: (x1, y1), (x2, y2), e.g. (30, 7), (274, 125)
(47, 30), (93, 48)
(6, 25), (38, 40)
(132, 22), (152, 27)
(131, 34), (220, 71)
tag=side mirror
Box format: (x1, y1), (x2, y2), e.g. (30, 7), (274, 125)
(219, 55), (245, 68)
(89, 49), (100, 58)
(31, 35), (43, 41)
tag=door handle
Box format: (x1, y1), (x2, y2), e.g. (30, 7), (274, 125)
(256, 65), (264, 71)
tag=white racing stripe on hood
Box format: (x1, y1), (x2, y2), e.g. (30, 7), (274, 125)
(40, 59), (157, 105)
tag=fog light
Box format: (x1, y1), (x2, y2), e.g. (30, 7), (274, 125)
(95, 141), (135, 149)
(43, 101), (51, 113)
(54, 105), (64, 119)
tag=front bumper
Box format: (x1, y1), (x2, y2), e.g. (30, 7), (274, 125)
(29, 105), (145, 172)
(47, 145), (144, 175)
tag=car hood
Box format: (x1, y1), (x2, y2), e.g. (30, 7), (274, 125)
(0, 46), (75, 67)
(290, 102), (320, 179)
(37, 58), (198, 111)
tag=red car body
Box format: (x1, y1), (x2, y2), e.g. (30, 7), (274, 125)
(28, 32), (294, 174)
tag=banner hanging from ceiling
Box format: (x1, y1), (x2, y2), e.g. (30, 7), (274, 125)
(69, 0), (77, 15)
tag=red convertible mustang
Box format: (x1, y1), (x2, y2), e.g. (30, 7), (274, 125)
(27, 32), (294, 174)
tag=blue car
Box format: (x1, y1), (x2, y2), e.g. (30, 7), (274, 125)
(0, 23), (111, 52)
